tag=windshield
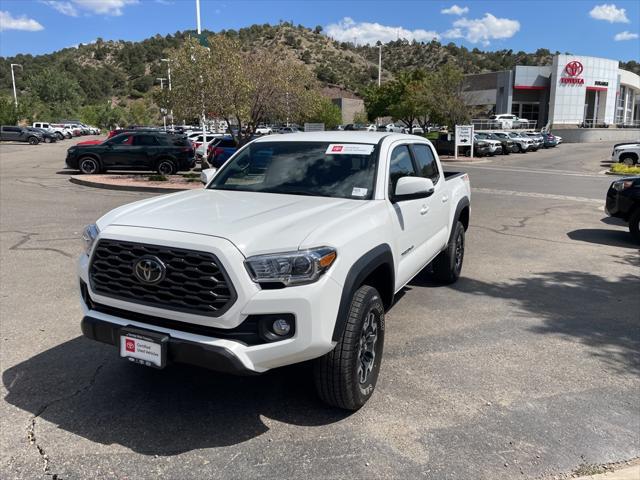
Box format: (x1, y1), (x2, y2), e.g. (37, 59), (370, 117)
(208, 141), (378, 200)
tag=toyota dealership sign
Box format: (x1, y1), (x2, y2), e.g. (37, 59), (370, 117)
(561, 60), (585, 84)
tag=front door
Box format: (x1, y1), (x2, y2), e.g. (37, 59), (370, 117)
(101, 134), (135, 168)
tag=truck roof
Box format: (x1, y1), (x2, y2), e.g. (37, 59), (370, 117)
(252, 131), (423, 144)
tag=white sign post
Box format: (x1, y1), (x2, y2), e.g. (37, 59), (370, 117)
(455, 125), (474, 159)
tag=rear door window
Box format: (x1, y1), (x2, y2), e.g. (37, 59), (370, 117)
(133, 135), (159, 146)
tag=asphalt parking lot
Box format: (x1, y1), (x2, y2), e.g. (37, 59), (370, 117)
(1, 137), (638, 479)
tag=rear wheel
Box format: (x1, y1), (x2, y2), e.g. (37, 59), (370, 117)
(44, 137), (52, 143)
(314, 285), (385, 411)
(157, 159), (177, 175)
(620, 153), (638, 166)
(56, 132), (64, 141)
(629, 209), (640, 244)
(79, 157), (100, 175)
(28, 136), (39, 145)
(432, 220), (465, 284)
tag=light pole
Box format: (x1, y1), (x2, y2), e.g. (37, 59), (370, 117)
(195, 0), (208, 155)
(10, 64), (23, 108)
(157, 77), (167, 130)
(161, 58), (173, 130)
(378, 45), (382, 87)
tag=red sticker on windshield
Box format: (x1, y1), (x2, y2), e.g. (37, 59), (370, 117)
(331, 145), (343, 152)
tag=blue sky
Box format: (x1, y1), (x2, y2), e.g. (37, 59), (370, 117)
(1, 0), (639, 60)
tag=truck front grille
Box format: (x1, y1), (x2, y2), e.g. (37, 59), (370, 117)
(89, 239), (236, 316)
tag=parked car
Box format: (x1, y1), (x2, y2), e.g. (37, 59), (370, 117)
(411, 126), (424, 135)
(26, 127), (57, 143)
(493, 131), (533, 153)
(51, 124), (74, 139)
(206, 136), (238, 168)
(432, 132), (489, 156)
(523, 132), (544, 149)
(66, 132), (195, 175)
(605, 176), (640, 243)
(78, 131), (471, 410)
(255, 125), (273, 135)
(473, 134), (502, 156)
(540, 132), (558, 148)
(475, 132), (513, 154)
(611, 143), (640, 166)
(33, 122), (67, 140)
(191, 134), (223, 150)
(0, 125), (42, 144)
(385, 124), (404, 133)
(277, 126), (300, 134)
(489, 114), (529, 129)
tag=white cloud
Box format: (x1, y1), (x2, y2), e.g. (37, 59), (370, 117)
(589, 4), (629, 23)
(443, 13), (520, 45)
(43, 0), (138, 16)
(325, 17), (439, 45)
(0, 11), (44, 31)
(614, 30), (639, 41)
(40, 1), (79, 17)
(441, 5), (469, 15)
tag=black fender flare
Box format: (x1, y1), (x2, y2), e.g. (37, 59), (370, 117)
(447, 197), (470, 244)
(331, 244), (394, 342)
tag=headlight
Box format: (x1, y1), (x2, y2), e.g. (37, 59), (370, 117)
(245, 247), (337, 286)
(81, 224), (99, 255)
(612, 180), (633, 191)
(476, 142), (487, 147)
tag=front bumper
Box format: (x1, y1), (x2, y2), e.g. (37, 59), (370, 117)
(78, 228), (343, 373)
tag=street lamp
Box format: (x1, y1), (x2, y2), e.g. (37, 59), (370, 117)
(161, 58), (173, 129)
(377, 45), (382, 87)
(10, 64), (23, 108)
(157, 78), (167, 130)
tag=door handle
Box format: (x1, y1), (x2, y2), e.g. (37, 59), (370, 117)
(441, 195), (449, 203)
(420, 205), (429, 215)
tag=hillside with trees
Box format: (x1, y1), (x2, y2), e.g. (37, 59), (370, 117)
(1, 22), (637, 127)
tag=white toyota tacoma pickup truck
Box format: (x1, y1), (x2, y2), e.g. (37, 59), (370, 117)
(79, 132), (471, 410)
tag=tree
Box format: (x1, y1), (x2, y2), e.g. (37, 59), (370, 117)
(424, 63), (469, 128)
(24, 68), (82, 118)
(0, 96), (17, 125)
(167, 35), (319, 147)
(304, 96), (342, 129)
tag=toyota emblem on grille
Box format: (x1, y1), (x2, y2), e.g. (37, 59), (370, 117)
(133, 256), (166, 284)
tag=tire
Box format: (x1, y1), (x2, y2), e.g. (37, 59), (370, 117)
(432, 220), (465, 284)
(156, 159), (177, 175)
(314, 285), (385, 411)
(620, 153), (638, 166)
(79, 157), (100, 175)
(629, 209), (640, 244)
(28, 136), (39, 145)
(56, 132), (64, 141)
(44, 137), (52, 143)
(513, 144), (521, 153)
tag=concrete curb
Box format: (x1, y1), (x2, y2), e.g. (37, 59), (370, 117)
(69, 176), (192, 193)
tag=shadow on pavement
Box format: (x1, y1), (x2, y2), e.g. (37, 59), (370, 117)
(567, 228), (638, 248)
(3, 337), (349, 456)
(449, 271), (640, 376)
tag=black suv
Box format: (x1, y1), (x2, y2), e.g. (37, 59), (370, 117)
(0, 125), (43, 144)
(606, 176), (640, 243)
(66, 132), (195, 175)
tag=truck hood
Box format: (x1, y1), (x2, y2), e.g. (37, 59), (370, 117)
(99, 189), (366, 257)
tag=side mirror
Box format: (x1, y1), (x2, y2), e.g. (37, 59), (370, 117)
(393, 177), (435, 202)
(200, 168), (217, 185)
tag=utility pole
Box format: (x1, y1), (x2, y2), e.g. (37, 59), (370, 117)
(10, 64), (22, 108)
(378, 45), (382, 87)
(157, 78), (167, 130)
(161, 58), (173, 130)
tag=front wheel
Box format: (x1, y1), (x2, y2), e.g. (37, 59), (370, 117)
(432, 220), (465, 284)
(79, 157), (100, 175)
(28, 136), (39, 145)
(620, 154), (638, 166)
(56, 132), (64, 141)
(314, 285), (385, 410)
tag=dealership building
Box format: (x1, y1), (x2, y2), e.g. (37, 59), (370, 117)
(464, 54), (640, 130)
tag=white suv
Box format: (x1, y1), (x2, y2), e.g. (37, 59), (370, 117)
(78, 132), (471, 410)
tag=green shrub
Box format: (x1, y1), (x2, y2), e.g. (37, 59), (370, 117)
(610, 163), (640, 175)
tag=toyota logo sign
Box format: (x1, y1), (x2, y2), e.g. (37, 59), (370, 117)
(565, 61), (583, 77)
(133, 256), (166, 284)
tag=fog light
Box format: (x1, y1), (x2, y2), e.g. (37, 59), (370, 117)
(272, 318), (291, 336)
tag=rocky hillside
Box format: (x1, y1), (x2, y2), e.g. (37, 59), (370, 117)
(1, 22), (637, 106)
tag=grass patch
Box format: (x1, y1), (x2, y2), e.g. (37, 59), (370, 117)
(425, 131), (439, 140)
(148, 174), (168, 182)
(610, 163), (640, 175)
(572, 463), (608, 476)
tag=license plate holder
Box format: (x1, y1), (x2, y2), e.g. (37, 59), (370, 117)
(119, 326), (169, 369)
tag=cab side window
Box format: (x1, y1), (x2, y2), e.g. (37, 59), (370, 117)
(388, 145), (416, 195)
(133, 135), (158, 146)
(412, 144), (440, 184)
